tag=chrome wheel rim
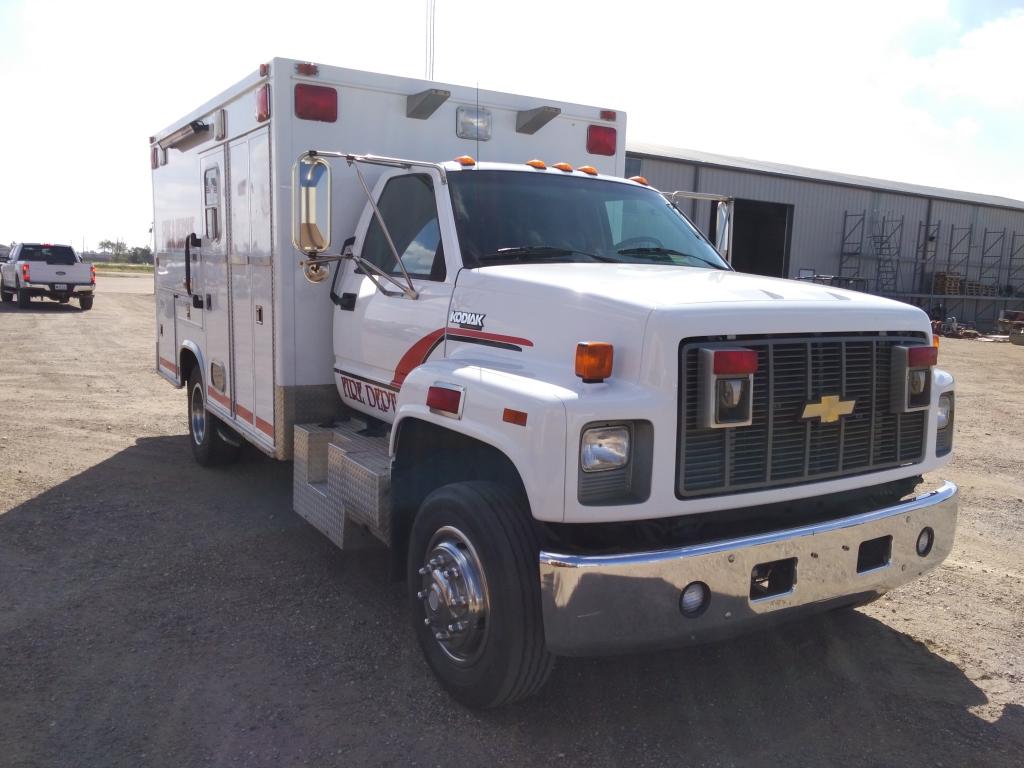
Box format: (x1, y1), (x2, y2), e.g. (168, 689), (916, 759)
(190, 383), (206, 446)
(417, 525), (490, 665)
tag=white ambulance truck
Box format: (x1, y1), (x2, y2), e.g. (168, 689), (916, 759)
(151, 58), (958, 708)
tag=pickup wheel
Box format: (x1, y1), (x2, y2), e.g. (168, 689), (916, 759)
(0, 286), (11, 303)
(408, 481), (554, 708)
(187, 371), (240, 466)
(16, 288), (30, 308)
(79, 295), (94, 311)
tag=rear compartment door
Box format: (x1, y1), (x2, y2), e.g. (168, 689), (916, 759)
(199, 151), (232, 416)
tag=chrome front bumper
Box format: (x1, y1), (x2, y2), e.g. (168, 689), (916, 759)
(539, 481), (958, 656)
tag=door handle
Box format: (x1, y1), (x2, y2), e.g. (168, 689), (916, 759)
(184, 232), (200, 295)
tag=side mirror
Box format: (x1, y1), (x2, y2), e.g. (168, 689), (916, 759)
(714, 201), (732, 262)
(292, 156), (332, 255)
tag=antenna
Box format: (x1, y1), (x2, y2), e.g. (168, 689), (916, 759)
(424, 0), (436, 79)
(475, 83), (480, 163)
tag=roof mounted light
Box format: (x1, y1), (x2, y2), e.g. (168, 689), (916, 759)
(157, 120), (209, 151)
(295, 61), (319, 76)
(577, 165), (598, 175)
(454, 155), (476, 166)
(629, 175), (650, 186)
(407, 88), (450, 119)
(526, 159), (546, 169)
(586, 125), (617, 156)
(552, 162), (573, 172)
(516, 105), (561, 135)
(456, 105), (491, 140)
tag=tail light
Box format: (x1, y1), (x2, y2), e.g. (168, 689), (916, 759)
(21, 263), (30, 282)
(699, 348), (758, 428)
(891, 345), (936, 412)
(294, 83), (337, 122)
(90, 264), (96, 285)
(586, 125), (617, 156)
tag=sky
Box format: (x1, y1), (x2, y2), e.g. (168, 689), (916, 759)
(0, 0), (1021, 251)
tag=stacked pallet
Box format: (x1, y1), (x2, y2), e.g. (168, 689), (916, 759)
(931, 272), (962, 295)
(963, 280), (998, 297)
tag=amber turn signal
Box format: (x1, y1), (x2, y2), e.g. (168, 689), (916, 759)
(575, 342), (614, 383)
(454, 155), (476, 166)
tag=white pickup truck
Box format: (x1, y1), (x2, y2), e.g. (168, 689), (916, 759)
(0, 243), (95, 310)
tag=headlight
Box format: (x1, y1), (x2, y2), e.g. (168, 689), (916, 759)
(937, 393), (953, 431)
(580, 426), (630, 472)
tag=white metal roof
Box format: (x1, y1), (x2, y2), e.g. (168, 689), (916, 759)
(627, 142), (1024, 212)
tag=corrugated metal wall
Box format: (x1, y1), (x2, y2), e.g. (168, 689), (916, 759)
(633, 153), (1024, 328)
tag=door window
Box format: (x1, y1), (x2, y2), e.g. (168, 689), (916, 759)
(361, 174), (445, 281)
(203, 166), (221, 241)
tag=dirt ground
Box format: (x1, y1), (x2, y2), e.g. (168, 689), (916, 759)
(1, 277), (1022, 767)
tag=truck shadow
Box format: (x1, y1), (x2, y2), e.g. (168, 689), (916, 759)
(0, 300), (84, 314)
(1, 436), (1019, 767)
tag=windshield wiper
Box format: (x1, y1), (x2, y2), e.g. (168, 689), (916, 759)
(481, 245), (614, 263)
(616, 246), (726, 269)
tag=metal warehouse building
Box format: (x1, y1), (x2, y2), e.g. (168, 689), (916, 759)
(626, 143), (1024, 330)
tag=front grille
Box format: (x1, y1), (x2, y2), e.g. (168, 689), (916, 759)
(678, 333), (928, 497)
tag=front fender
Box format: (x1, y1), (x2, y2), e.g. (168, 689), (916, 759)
(393, 361), (572, 522)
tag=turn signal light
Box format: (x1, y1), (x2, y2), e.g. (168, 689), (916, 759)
(294, 83), (337, 122)
(526, 159), (546, 169)
(908, 345), (938, 368)
(575, 342), (614, 383)
(586, 125), (617, 156)
(713, 349), (758, 375)
(454, 155), (476, 166)
(256, 83), (271, 122)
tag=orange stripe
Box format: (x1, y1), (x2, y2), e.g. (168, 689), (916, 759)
(255, 416), (274, 437)
(236, 403), (255, 424)
(207, 386), (231, 409)
(159, 356), (178, 374)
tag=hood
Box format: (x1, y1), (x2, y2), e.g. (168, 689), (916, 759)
(468, 263), (899, 310)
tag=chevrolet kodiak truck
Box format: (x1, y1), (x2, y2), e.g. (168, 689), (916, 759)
(151, 59), (957, 708)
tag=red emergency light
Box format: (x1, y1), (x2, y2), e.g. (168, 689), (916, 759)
(295, 84), (337, 122)
(908, 345), (937, 368)
(256, 84), (271, 122)
(713, 349), (758, 376)
(586, 125), (617, 156)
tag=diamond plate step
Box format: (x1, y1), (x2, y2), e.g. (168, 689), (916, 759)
(293, 419), (391, 549)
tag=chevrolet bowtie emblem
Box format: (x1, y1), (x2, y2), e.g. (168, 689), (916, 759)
(802, 395), (855, 423)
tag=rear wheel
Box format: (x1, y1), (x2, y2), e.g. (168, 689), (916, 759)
(16, 288), (30, 308)
(79, 295), (94, 311)
(408, 481), (554, 708)
(0, 285), (11, 303)
(187, 370), (240, 466)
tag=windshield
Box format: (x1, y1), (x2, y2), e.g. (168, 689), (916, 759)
(447, 170), (729, 270)
(19, 245), (77, 265)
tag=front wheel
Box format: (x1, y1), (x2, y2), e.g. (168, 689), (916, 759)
(408, 481), (554, 708)
(187, 371), (240, 466)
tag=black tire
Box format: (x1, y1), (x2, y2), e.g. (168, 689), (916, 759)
(0, 284), (11, 303)
(79, 295), (94, 311)
(17, 288), (30, 308)
(408, 481), (554, 708)
(187, 370), (240, 467)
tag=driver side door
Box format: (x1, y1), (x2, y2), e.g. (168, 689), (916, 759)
(332, 169), (456, 422)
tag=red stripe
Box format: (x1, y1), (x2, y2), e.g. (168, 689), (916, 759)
(445, 327), (534, 348)
(391, 328), (446, 388)
(159, 356), (178, 374)
(207, 386), (231, 409)
(256, 416), (274, 437)
(236, 403), (255, 424)
(389, 327), (535, 389)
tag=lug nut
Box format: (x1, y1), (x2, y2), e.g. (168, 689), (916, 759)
(417, 566), (429, 576)
(423, 617), (432, 626)
(417, 590), (427, 599)
(429, 556), (444, 567)
(446, 567), (460, 579)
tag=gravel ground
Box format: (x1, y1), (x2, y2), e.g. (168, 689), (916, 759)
(1, 277), (1022, 767)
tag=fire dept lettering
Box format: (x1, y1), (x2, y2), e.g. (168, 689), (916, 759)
(341, 375), (397, 414)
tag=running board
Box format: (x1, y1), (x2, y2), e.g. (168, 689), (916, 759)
(293, 420), (391, 549)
